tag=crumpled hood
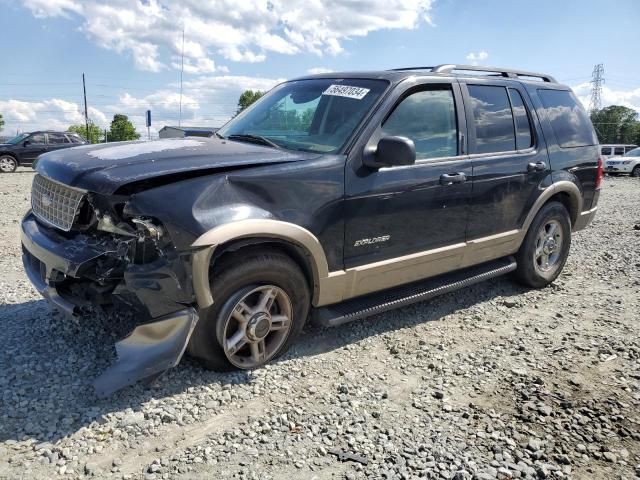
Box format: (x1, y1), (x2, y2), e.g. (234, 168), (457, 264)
(36, 137), (316, 194)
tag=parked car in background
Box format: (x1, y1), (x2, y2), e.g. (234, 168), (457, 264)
(600, 144), (637, 159)
(0, 131), (87, 172)
(604, 147), (640, 176)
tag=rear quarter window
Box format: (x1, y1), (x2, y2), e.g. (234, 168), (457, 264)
(538, 89), (596, 148)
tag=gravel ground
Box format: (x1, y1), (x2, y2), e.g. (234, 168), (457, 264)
(0, 169), (638, 480)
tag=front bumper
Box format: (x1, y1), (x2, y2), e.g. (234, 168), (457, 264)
(21, 212), (199, 396)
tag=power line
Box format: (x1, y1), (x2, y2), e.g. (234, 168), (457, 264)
(588, 63), (604, 114)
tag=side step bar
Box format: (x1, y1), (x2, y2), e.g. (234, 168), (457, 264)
(313, 256), (517, 327)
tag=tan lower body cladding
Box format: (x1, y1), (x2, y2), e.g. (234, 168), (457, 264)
(316, 229), (522, 306)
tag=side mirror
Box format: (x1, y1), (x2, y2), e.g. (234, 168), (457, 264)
(363, 136), (416, 169)
(23, 140), (31, 147)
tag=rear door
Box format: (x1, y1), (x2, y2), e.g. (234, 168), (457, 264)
(344, 79), (471, 268)
(460, 80), (550, 240)
(46, 132), (73, 152)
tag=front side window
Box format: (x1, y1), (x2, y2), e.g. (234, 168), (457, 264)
(381, 88), (458, 160)
(538, 89), (596, 148)
(625, 145), (637, 153)
(218, 78), (388, 154)
(48, 133), (69, 144)
(28, 134), (45, 144)
(468, 85), (516, 154)
(614, 147), (625, 155)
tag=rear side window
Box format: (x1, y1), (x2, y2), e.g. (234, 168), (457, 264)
(467, 85), (516, 154)
(614, 147), (625, 155)
(625, 145), (637, 153)
(48, 133), (69, 144)
(538, 89), (596, 148)
(601, 147), (612, 156)
(508, 88), (533, 150)
(382, 88), (458, 160)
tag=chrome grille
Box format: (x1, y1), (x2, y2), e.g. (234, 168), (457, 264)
(31, 175), (86, 231)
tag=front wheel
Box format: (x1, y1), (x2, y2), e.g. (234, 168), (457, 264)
(632, 165), (640, 177)
(515, 201), (571, 288)
(0, 155), (17, 173)
(188, 248), (310, 371)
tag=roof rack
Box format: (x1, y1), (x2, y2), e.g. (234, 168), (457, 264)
(389, 64), (557, 83)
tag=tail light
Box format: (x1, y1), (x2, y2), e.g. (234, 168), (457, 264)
(595, 157), (604, 190)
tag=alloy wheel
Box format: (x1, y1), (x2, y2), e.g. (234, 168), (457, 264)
(0, 157), (17, 173)
(533, 219), (563, 275)
(222, 285), (293, 368)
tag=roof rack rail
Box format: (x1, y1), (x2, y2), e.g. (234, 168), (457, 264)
(431, 64), (557, 83)
(389, 66), (435, 72)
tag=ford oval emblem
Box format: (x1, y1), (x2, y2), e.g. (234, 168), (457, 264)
(41, 194), (53, 208)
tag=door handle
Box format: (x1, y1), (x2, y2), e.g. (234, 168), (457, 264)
(439, 172), (466, 185)
(527, 161), (546, 172)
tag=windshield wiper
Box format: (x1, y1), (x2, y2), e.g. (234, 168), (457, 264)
(226, 134), (281, 149)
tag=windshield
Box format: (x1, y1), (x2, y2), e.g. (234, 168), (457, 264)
(218, 78), (388, 154)
(624, 148), (640, 157)
(5, 133), (29, 145)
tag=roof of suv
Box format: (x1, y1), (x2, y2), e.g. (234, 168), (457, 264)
(297, 64), (563, 87)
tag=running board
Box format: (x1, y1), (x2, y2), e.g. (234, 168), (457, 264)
(312, 256), (517, 327)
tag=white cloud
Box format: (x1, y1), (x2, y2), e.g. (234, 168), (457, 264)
(465, 51), (488, 66)
(307, 67), (334, 75)
(22, 0), (435, 72)
(0, 74), (282, 136)
(0, 99), (86, 133)
(572, 82), (640, 114)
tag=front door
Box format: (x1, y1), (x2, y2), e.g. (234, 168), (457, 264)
(21, 133), (48, 163)
(344, 82), (471, 272)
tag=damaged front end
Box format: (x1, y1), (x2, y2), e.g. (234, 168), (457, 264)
(21, 181), (200, 397)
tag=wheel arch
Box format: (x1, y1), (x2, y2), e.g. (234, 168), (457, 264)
(522, 181), (582, 235)
(191, 220), (330, 309)
(0, 152), (19, 162)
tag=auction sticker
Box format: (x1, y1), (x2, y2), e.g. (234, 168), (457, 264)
(323, 84), (370, 100)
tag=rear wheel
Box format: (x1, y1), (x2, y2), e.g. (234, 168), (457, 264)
(0, 155), (17, 173)
(515, 201), (571, 288)
(188, 248), (310, 371)
(632, 165), (640, 177)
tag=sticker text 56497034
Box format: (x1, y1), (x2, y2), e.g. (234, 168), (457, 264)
(323, 84), (371, 100)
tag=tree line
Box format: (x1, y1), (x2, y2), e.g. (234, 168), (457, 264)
(68, 114), (140, 143)
(590, 105), (640, 145)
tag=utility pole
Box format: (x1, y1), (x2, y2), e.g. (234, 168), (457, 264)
(588, 64), (604, 115)
(82, 73), (90, 142)
(178, 27), (185, 127)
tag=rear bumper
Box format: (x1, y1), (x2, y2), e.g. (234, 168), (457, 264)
(21, 211), (199, 396)
(573, 206), (598, 232)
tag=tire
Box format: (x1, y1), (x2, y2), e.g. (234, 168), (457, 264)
(632, 165), (640, 177)
(514, 201), (571, 288)
(0, 155), (17, 173)
(188, 248), (310, 371)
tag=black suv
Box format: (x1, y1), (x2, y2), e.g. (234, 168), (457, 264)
(21, 65), (602, 395)
(0, 130), (87, 172)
